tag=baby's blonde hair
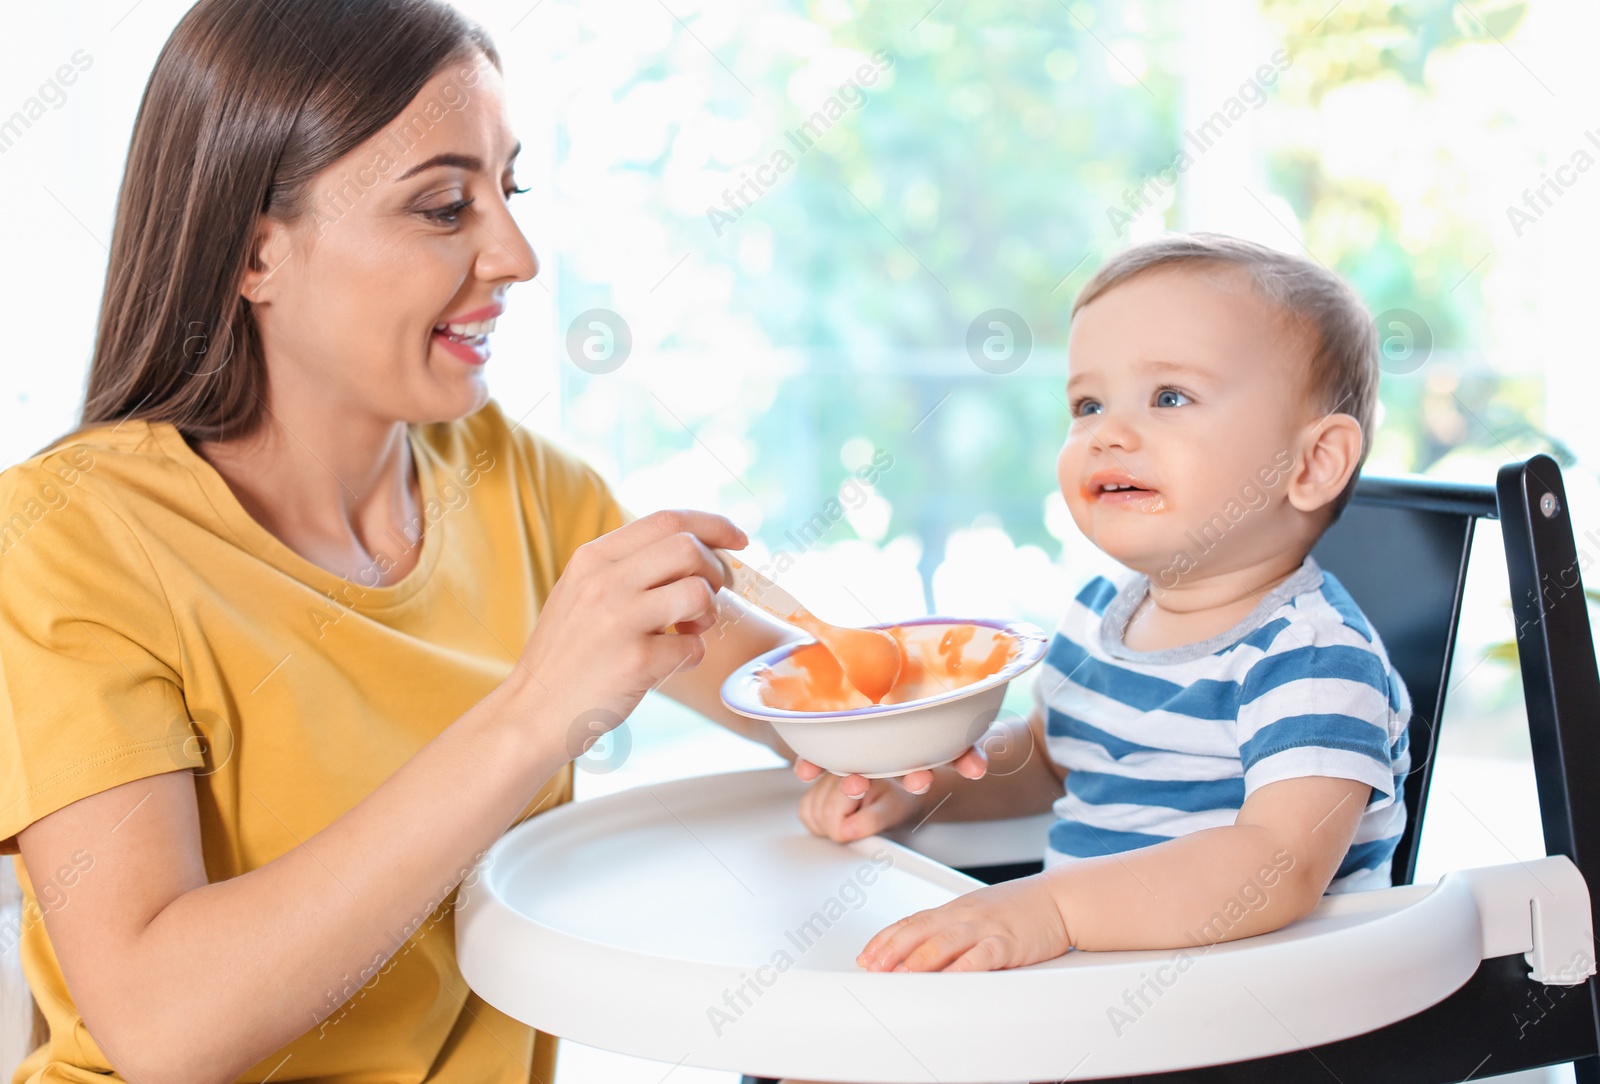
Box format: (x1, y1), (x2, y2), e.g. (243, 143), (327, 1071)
(1071, 232), (1379, 516)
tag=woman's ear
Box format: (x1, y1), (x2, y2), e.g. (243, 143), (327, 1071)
(240, 217), (292, 304)
(1286, 413), (1363, 514)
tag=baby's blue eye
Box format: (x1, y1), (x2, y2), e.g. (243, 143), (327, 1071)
(1073, 399), (1103, 417)
(1154, 388), (1192, 408)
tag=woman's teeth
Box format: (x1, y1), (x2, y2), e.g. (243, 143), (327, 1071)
(432, 317), (497, 342)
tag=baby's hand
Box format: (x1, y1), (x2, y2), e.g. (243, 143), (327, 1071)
(796, 770), (926, 842)
(857, 873), (1071, 972)
(793, 746), (988, 842)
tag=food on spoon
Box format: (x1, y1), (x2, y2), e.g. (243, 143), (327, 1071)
(718, 553), (904, 703)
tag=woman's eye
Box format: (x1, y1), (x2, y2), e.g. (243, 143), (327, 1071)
(1072, 399), (1103, 417)
(1154, 388), (1192, 408)
(421, 198), (474, 226)
(421, 183), (525, 226)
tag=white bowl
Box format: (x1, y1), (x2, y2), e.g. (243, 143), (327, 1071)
(720, 617), (1048, 778)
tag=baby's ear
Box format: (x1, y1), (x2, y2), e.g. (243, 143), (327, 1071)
(1286, 414), (1363, 514)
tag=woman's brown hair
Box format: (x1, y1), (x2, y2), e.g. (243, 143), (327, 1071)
(65, 0), (496, 447)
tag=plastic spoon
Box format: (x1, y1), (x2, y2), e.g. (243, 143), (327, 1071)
(716, 552), (904, 703)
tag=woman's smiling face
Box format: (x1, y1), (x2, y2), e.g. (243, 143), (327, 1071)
(244, 51), (536, 426)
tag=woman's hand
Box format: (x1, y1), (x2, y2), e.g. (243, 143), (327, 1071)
(514, 509), (748, 747)
(793, 747), (988, 803)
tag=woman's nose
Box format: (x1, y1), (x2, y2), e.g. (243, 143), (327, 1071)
(474, 200), (539, 285)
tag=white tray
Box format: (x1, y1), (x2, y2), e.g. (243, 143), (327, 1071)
(456, 768), (1594, 1083)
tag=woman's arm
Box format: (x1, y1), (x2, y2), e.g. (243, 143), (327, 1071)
(22, 688), (553, 1082)
(655, 592), (801, 759)
(18, 510), (743, 1084)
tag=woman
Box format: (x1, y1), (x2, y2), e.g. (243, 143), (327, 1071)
(0, 2), (807, 1080)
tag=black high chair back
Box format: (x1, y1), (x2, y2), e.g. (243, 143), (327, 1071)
(1307, 471), (1495, 887)
(741, 455), (1600, 1084)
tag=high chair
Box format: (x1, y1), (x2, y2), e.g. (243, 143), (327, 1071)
(458, 455), (1600, 1083)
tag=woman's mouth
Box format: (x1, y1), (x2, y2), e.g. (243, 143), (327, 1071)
(431, 316), (496, 366)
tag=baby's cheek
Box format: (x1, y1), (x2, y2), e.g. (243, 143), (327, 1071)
(1057, 453), (1094, 534)
(1054, 438), (1076, 499)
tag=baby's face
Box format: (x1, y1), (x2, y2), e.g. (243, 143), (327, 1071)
(1057, 266), (1319, 584)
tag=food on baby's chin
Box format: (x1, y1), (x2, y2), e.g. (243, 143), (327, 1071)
(755, 623), (1018, 712)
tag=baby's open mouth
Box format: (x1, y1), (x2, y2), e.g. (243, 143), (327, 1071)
(1085, 475), (1165, 510)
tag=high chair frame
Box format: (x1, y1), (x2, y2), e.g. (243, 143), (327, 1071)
(741, 453), (1600, 1083)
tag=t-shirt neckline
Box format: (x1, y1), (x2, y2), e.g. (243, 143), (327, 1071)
(149, 420), (445, 608)
(1098, 556), (1324, 664)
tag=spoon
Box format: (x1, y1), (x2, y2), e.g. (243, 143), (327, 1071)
(716, 552), (904, 703)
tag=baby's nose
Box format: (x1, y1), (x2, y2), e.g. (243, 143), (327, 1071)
(1088, 412), (1139, 450)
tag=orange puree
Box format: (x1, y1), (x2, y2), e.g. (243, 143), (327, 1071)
(785, 611), (900, 704)
(937, 623), (1015, 680)
(756, 623), (1019, 713)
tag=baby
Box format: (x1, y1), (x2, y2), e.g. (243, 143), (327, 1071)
(798, 232), (1410, 972)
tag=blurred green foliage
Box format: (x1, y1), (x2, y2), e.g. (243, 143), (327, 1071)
(558, 0), (1555, 602)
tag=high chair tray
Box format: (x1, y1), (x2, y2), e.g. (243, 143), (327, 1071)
(455, 767), (1593, 1083)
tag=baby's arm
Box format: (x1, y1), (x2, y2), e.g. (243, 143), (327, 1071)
(797, 707), (1067, 842)
(857, 773), (1369, 971)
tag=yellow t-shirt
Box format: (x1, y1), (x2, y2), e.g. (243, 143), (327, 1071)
(0, 399), (626, 1083)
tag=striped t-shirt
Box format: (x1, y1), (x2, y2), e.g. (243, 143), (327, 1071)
(1038, 557), (1411, 893)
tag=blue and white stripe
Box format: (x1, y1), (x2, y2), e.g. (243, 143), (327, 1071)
(1039, 558), (1411, 893)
